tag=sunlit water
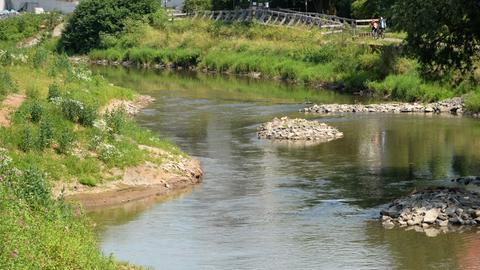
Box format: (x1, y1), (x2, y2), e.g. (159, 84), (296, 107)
(90, 68), (480, 270)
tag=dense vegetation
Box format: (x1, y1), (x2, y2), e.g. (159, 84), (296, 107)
(0, 14), (182, 269)
(59, 0), (162, 53)
(85, 17), (480, 109)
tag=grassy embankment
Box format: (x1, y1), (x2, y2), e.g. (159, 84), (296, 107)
(0, 14), (183, 269)
(86, 17), (480, 111)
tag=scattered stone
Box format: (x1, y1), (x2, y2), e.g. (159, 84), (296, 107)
(380, 186), (480, 236)
(257, 117), (343, 142)
(423, 208), (440, 223)
(302, 97), (465, 116)
(452, 176), (480, 186)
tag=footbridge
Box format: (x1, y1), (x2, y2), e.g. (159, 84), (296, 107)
(188, 8), (360, 34)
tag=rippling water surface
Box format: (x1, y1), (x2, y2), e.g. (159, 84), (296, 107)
(90, 68), (480, 270)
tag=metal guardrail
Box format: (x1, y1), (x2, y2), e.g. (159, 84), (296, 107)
(189, 9), (354, 31)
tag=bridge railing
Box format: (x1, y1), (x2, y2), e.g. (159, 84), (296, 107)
(189, 8), (355, 32)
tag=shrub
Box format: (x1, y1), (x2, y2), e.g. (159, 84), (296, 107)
(171, 49), (201, 67)
(36, 121), (54, 151)
(61, 99), (83, 122)
(0, 14), (49, 42)
(19, 125), (35, 152)
(97, 143), (121, 163)
(56, 129), (75, 154)
(13, 167), (50, 207)
(59, 0), (161, 53)
(48, 54), (72, 77)
(47, 84), (61, 102)
(465, 91), (480, 113)
(105, 107), (127, 135)
(149, 9), (169, 29)
(78, 104), (97, 127)
(32, 47), (49, 69)
(125, 47), (161, 64)
(79, 176), (97, 186)
(29, 100), (43, 123)
(0, 69), (17, 97)
(90, 48), (124, 62)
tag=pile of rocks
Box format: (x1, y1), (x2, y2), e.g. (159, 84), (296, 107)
(452, 176), (480, 186)
(257, 117), (343, 142)
(302, 97), (464, 115)
(381, 187), (480, 235)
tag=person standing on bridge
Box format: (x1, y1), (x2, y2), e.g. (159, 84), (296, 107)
(379, 17), (386, 32)
(370, 17), (378, 36)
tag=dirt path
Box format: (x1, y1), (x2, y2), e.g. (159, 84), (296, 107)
(0, 94), (26, 127)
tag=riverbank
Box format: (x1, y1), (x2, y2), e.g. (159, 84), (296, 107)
(60, 153), (202, 209)
(381, 186), (480, 237)
(76, 17), (480, 110)
(301, 97), (477, 116)
(0, 14), (203, 269)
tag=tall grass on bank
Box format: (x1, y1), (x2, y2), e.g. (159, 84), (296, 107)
(84, 18), (480, 106)
(0, 31), (184, 267)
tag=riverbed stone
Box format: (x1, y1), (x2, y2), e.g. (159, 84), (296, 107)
(257, 117), (343, 142)
(423, 209), (440, 223)
(380, 186), (480, 236)
(302, 97), (467, 116)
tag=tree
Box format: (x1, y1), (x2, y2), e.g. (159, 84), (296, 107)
(59, 0), (160, 54)
(393, 0), (480, 78)
(351, 0), (395, 18)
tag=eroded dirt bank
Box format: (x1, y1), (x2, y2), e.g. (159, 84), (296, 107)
(57, 151), (203, 210)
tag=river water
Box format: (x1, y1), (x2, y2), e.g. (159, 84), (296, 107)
(90, 68), (480, 270)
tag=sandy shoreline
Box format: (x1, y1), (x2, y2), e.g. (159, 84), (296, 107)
(59, 157), (203, 210)
(53, 95), (204, 210)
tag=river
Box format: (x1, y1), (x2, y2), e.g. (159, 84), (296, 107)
(90, 67), (480, 270)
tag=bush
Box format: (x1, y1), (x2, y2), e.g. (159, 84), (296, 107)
(78, 104), (97, 127)
(31, 47), (49, 69)
(59, 0), (161, 53)
(19, 125), (35, 152)
(465, 91), (480, 113)
(0, 69), (17, 97)
(97, 143), (121, 163)
(48, 54), (72, 78)
(79, 176), (97, 186)
(59, 99), (97, 127)
(171, 49), (201, 67)
(61, 99), (83, 122)
(29, 100), (43, 123)
(13, 167), (50, 207)
(90, 48), (124, 62)
(56, 129), (75, 154)
(0, 14), (51, 42)
(47, 84), (61, 102)
(125, 47), (162, 64)
(105, 107), (127, 136)
(36, 121), (54, 151)
(149, 9), (169, 29)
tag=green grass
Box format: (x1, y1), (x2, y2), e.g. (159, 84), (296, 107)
(0, 14), (189, 268)
(84, 17), (479, 107)
(465, 92), (480, 113)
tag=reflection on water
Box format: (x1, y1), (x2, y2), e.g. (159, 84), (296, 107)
(91, 67), (480, 269)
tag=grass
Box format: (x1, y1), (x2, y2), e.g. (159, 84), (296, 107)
(0, 14), (188, 269)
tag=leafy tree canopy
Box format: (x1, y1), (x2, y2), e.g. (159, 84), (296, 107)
(59, 0), (160, 54)
(393, 0), (480, 78)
